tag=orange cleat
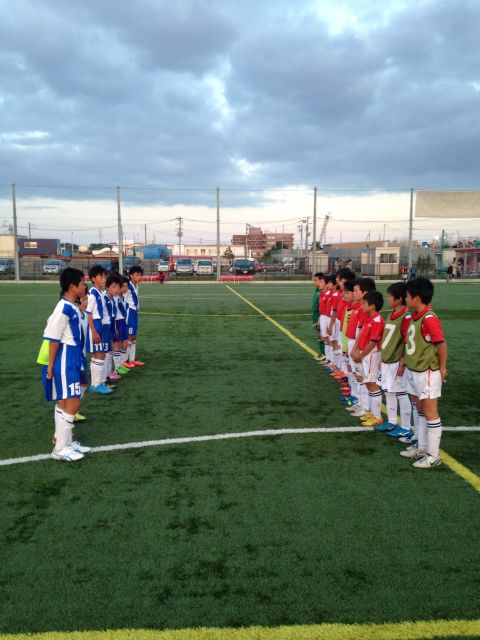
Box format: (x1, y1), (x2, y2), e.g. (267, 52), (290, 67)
(130, 360), (145, 367)
(123, 361), (136, 369)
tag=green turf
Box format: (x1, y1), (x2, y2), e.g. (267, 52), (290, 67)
(0, 281), (479, 634)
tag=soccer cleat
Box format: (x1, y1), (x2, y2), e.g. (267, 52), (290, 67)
(412, 454), (442, 469)
(350, 407), (367, 417)
(374, 421), (397, 432)
(108, 371), (122, 381)
(314, 354), (327, 362)
(359, 412), (375, 422)
(52, 447), (84, 462)
(74, 412), (87, 422)
(343, 396), (358, 408)
(72, 441), (91, 454)
(105, 382), (116, 390)
(399, 434), (417, 445)
(90, 384), (113, 395)
(130, 360), (145, 367)
(340, 388), (352, 396)
(116, 365), (130, 374)
(399, 445), (425, 459)
(361, 415), (384, 427)
(387, 426), (415, 439)
(123, 361), (136, 369)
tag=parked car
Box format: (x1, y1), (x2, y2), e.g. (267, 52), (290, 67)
(175, 258), (194, 275)
(0, 259), (15, 275)
(232, 259), (256, 275)
(157, 260), (170, 273)
(195, 259), (214, 275)
(42, 259), (66, 275)
(122, 256), (142, 275)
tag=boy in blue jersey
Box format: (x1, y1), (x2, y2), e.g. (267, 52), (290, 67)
(102, 272), (123, 385)
(124, 265), (145, 368)
(86, 264), (112, 394)
(42, 268), (90, 462)
(75, 287), (89, 422)
(113, 276), (130, 375)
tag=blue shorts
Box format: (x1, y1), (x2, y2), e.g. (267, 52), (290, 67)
(102, 323), (113, 352)
(114, 318), (128, 342)
(80, 353), (88, 386)
(42, 344), (82, 401)
(87, 319), (108, 353)
(127, 308), (138, 337)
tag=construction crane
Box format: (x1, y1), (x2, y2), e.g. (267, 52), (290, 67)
(318, 212), (331, 248)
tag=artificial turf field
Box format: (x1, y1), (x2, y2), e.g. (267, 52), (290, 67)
(0, 280), (479, 640)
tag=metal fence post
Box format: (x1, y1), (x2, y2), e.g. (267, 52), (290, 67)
(12, 183), (20, 282)
(117, 185), (123, 275)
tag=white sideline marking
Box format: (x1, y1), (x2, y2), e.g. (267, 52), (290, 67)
(0, 426), (479, 468)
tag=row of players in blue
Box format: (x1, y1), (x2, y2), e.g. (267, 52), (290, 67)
(40, 264), (144, 462)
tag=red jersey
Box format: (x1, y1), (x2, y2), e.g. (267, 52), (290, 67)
(328, 289), (340, 316)
(357, 312), (386, 351)
(336, 297), (349, 324)
(346, 302), (362, 339)
(319, 290), (330, 315)
(324, 290), (335, 317)
(404, 306), (444, 343)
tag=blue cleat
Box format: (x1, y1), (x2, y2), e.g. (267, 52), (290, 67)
(387, 426), (415, 439)
(374, 421), (397, 432)
(90, 384), (113, 395)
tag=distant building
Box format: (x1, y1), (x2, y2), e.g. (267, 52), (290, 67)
(232, 227), (294, 258)
(18, 237), (60, 256)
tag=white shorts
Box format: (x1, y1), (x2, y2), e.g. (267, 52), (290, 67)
(320, 315), (330, 338)
(334, 318), (342, 345)
(380, 361), (408, 393)
(358, 351), (382, 383)
(405, 368), (442, 400)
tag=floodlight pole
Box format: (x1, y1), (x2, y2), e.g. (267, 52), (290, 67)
(12, 183), (20, 282)
(311, 187), (317, 277)
(216, 187), (221, 281)
(117, 185), (123, 274)
(407, 188), (414, 271)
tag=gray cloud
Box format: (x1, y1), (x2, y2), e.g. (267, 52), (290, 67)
(1, 0), (480, 208)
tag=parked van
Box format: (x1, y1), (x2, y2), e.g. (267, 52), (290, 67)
(195, 259), (213, 275)
(42, 259), (66, 275)
(175, 258), (194, 275)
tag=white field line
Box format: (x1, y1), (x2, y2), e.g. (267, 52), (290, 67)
(1, 426), (479, 468)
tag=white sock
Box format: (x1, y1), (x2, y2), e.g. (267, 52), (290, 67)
(129, 342), (136, 362)
(412, 405), (419, 431)
(91, 358), (104, 388)
(360, 384), (369, 412)
(113, 351), (122, 369)
(417, 412), (428, 452)
(63, 411), (75, 448)
(54, 410), (74, 450)
(397, 392), (412, 429)
(54, 404), (63, 442)
(333, 349), (342, 370)
(369, 390), (382, 419)
(80, 386), (86, 399)
(427, 419), (442, 458)
(385, 391), (398, 424)
(348, 371), (357, 397)
(103, 353), (113, 381)
(120, 348), (127, 364)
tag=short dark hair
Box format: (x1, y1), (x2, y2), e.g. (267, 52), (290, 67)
(60, 267), (84, 294)
(106, 272), (123, 288)
(121, 276), (129, 285)
(88, 264), (107, 280)
(343, 280), (355, 293)
(129, 265), (144, 277)
(354, 277), (376, 293)
(405, 277), (434, 304)
(364, 290), (384, 311)
(314, 272), (325, 280)
(337, 267), (356, 281)
(387, 282), (406, 304)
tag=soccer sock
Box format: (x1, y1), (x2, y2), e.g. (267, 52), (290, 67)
(427, 419), (443, 458)
(113, 351), (122, 369)
(80, 386), (86, 399)
(397, 392), (412, 429)
(417, 412), (428, 452)
(369, 390), (382, 419)
(360, 384), (369, 412)
(334, 348), (343, 370)
(104, 353), (113, 380)
(91, 358), (104, 388)
(412, 405), (419, 433)
(318, 340), (325, 355)
(63, 411), (75, 448)
(385, 391), (398, 424)
(129, 342), (136, 362)
(54, 404), (63, 442)
(120, 348), (127, 365)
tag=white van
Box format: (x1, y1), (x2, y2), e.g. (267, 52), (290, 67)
(196, 259), (213, 275)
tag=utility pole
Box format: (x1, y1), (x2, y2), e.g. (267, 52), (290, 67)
(216, 187), (221, 280)
(407, 188), (414, 271)
(298, 222), (304, 251)
(99, 228), (102, 243)
(12, 183), (20, 282)
(144, 224), (147, 247)
(311, 187), (317, 277)
(304, 216), (310, 252)
(176, 217), (184, 254)
(245, 223), (250, 258)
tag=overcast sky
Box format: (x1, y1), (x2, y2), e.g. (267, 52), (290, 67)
(1, 0), (479, 244)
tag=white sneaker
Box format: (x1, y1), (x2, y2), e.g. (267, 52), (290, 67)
(72, 441), (91, 454)
(52, 446), (84, 462)
(412, 454), (442, 469)
(350, 407), (367, 417)
(399, 445), (425, 459)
